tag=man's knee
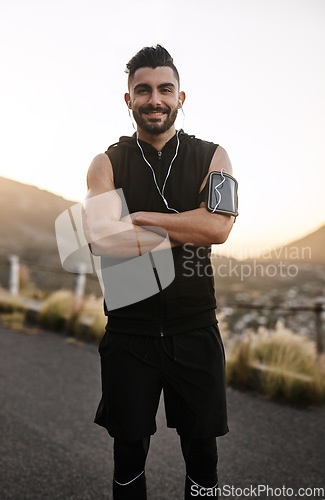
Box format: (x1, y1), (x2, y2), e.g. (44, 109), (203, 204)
(113, 437), (150, 483)
(181, 437), (218, 489)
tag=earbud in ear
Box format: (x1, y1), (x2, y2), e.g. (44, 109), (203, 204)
(127, 101), (131, 109)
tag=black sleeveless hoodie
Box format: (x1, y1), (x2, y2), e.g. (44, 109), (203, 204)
(103, 130), (218, 336)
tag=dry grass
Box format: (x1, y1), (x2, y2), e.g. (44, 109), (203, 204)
(226, 322), (325, 405)
(73, 294), (106, 343)
(1, 288), (107, 342)
(250, 324), (316, 374)
(0, 292), (24, 313)
(38, 289), (76, 331)
(0, 311), (26, 330)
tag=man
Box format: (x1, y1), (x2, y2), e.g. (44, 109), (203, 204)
(84, 45), (236, 499)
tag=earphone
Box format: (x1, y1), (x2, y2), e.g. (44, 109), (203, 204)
(212, 169), (226, 213)
(127, 101), (136, 130)
(178, 99), (185, 127)
(126, 96), (184, 212)
(136, 130), (181, 213)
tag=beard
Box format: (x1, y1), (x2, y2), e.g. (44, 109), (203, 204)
(132, 104), (178, 135)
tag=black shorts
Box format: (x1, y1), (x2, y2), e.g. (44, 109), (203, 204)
(94, 324), (229, 440)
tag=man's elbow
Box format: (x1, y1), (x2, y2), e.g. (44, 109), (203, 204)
(210, 231), (229, 245)
(214, 231), (230, 245)
(211, 218), (234, 245)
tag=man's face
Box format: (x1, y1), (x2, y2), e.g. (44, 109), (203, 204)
(127, 66), (180, 136)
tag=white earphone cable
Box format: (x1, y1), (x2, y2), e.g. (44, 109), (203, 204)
(212, 168), (226, 213)
(136, 130), (180, 213)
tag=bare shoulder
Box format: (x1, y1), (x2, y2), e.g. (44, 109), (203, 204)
(199, 145), (234, 193)
(209, 145), (233, 175)
(86, 153), (114, 193)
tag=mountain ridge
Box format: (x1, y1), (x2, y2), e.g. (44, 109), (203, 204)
(269, 224), (325, 264)
(1, 175), (324, 265)
(0, 175), (75, 265)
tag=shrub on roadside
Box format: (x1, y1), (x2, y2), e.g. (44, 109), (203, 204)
(0, 311), (26, 330)
(38, 290), (76, 331)
(250, 324), (315, 375)
(226, 322), (325, 405)
(0, 295), (24, 313)
(73, 295), (106, 343)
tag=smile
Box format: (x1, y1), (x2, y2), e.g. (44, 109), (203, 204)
(144, 111), (165, 118)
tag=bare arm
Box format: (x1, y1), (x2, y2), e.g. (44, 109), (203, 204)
(83, 153), (174, 257)
(124, 146), (235, 246)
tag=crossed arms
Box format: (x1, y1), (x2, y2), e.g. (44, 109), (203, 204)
(83, 146), (235, 258)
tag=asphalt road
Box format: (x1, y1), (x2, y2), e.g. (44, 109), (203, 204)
(0, 324), (324, 500)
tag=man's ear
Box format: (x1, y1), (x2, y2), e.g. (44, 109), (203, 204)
(124, 93), (131, 108)
(178, 91), (186, 108)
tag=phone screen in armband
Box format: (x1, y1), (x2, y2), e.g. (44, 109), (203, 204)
(206, 171), (239, 217)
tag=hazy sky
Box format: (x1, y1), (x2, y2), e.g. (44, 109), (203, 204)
(1, 0), (324, 256)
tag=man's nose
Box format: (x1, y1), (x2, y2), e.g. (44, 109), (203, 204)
(148, 91), (161, 106)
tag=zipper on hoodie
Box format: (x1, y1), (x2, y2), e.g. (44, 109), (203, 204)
(148, 252), (164, 337)
(158, 151), (162, 160)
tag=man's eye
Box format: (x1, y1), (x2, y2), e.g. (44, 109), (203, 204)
(162, 88), (172, 93)
(136, 88), (148, 94)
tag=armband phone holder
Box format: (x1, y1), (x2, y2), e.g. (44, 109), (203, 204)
(206, 170), (239, 217)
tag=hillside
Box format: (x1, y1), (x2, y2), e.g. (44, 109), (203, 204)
(0, 176), (76, 265)
(271, 224), (325, 264)
(1, 175), (324, 267)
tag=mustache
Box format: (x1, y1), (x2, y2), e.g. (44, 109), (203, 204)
(140, 105), (169, 114)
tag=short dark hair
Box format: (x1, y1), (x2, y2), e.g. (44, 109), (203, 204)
(126, 45), (180, 88)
